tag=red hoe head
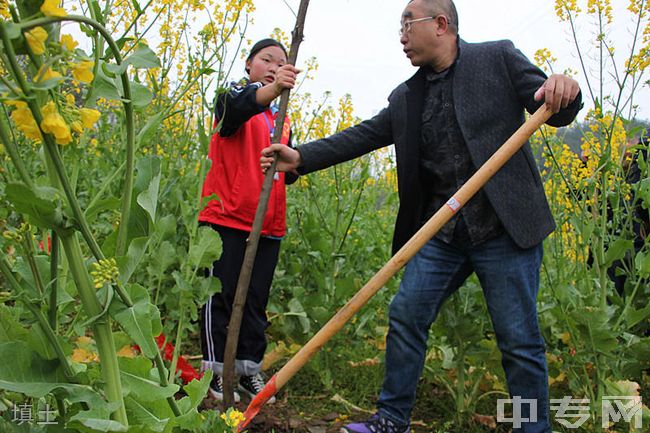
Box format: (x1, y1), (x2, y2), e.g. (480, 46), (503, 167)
(237, 375), (278, 432)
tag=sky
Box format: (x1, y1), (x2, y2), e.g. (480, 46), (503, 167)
(235, 0), (650, 121)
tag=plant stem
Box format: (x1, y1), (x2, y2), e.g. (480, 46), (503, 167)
(566, 8), (596, 105)
(167, 301), (185, 385)
(18, 15), (136, 258)
(22, 231), (46, 298)
(60, 233), (128, 426)
(49, 231), (59, 330)
(85, 160), (126, 217)
(0, 113), (34, 188)
(154, 349), (181, 417)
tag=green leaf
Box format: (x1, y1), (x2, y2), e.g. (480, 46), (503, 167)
(4, 22), (21, 39)
(169, 372), (211, 429)
(573, 306), (618, 354)
(88, 65), (122, 103)
(68, 408), (128, 433)
(124, 396), (168, 432)
(0, 341), (111, 421)
(109, 284), (162, 359)
(636, 177), (650, 208)
(14, 255), (50, 291)
(117, 237), (149, 285)
(153, 215), (176, 241)
(115, 78), (153, 108)
(90, 0), (105, 25)
(188, 226), (222, 270)
(168, 408), (204, 430)
(85, 197), (121, 222)
(5, 183), (65, 231)
(123, 44), (161, 70)
(78, 23), (96, 38)
(603, 238), (633, 267)
(11, 257), (43, 300)
(624, 304), (650, 329)
(198, 120), (210, 154)
(126, 203), (150, 245)
(635, 251), (650, 277)
(31, 76), (65, 90)
(135, 156), (161, 223)
(182, 370), (211, 410)
(119, 357), (179, 403)
(115, 37), (135, 52)
(102, 63), (120, 78)
(131, 0), (142, 14)
(136, 112), (165, 149)
(0, 305), (30, 342)
(288, 298), (310, 334)
(147, 240), (176, 278)
(130, 81), (153, 108)
(26, 324), (69, 361)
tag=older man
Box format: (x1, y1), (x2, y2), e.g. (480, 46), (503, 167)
(262, 1), (582, 432)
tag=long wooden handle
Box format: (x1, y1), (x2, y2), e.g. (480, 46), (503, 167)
(221, 0), (311, 409)
(239, 104), (553, 429)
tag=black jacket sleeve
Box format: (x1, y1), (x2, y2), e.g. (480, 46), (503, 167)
(215, 79), (268, 137)
(502, 40), (583, 127)
(297, 106), (394, 175)
(285, 129), (299, 185)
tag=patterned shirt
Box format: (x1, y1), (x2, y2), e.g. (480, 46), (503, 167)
(420, 62), (503, 246)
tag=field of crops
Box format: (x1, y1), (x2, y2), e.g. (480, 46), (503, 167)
(0, 1), (649, 432)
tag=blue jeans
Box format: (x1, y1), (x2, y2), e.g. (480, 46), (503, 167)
(377, 232), (550, 433)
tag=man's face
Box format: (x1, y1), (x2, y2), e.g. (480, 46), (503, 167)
(400, 0), (439, 67)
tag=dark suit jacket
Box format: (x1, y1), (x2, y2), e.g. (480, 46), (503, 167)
(298, 39), (582, 254)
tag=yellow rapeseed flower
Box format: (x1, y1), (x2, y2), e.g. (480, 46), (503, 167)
(71, 121), (83, 134)
(220, 409), (245, 428)
(25, 27), (48, 55)
(587, 0), (613, 23)
(90, 258), (119, 289)
(8, 100), (42, 141)
(0, 1), (10, 20)
(70, 61), (94, 83)
(35, 65), (62, 83)
(534, 48), (557, 71)
(41, 101), (72, 145)
(40, 0), (67, 17)
(72, 347), (99, 363)
(117, 345), (137, 358)
(555, 0), (581, 21)
(628, 0), (650, 14)
(60, 34), (78, 51)
(79, 108), (101, 128)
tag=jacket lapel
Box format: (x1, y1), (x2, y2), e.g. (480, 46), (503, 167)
(402, 68), (426, 191)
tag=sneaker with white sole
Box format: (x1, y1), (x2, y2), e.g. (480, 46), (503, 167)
(208, 375), (240, 402)
(340, 413), (410, 433)
(238, 373), (276, 404)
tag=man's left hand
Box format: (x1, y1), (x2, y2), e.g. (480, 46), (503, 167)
(534, 74), (580, 113)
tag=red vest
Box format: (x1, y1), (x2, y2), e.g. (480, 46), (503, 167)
(199, 109), (291, 237)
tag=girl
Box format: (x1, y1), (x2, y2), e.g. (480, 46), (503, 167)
(198, 38), (300, 402)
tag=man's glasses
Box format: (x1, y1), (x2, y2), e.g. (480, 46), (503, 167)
(399, 15), (451, 37)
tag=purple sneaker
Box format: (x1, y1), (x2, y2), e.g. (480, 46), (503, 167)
(340, 413), (410, 433)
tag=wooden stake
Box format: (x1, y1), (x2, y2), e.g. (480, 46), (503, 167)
(222, 0), (311, 410)
(238, 105), (554, 429)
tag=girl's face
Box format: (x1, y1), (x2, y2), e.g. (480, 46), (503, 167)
(246, 46), (287, 85)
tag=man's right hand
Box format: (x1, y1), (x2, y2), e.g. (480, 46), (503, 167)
(261, 143), (302, 175)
